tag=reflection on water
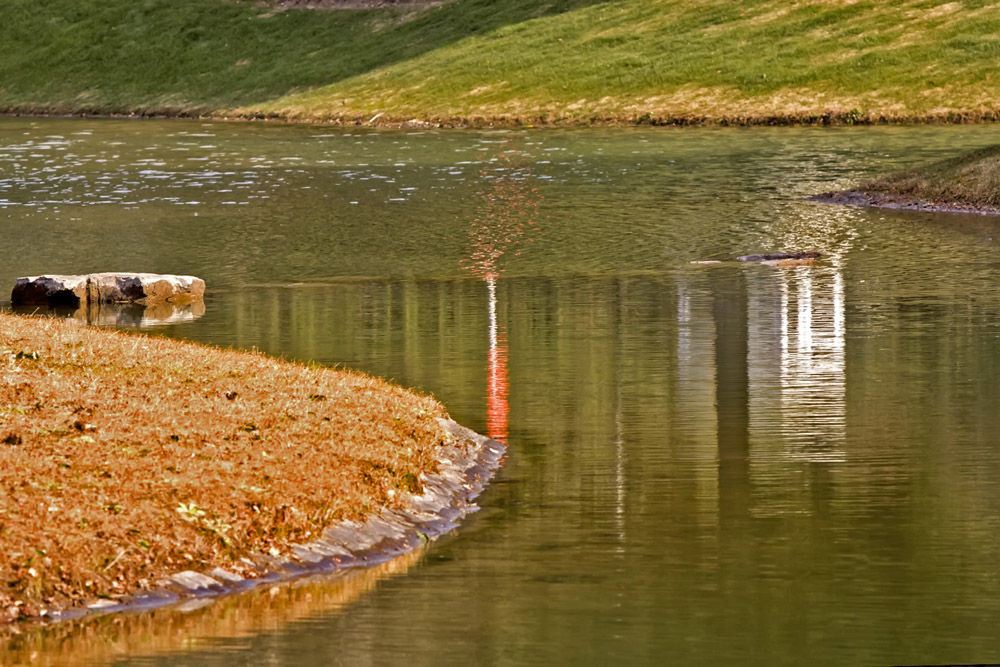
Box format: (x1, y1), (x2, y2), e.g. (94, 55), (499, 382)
(486, 276), (509, 443)
(778, 261), (846, 460)
(4, 120), (1000, 665)
(741, 257), (850, 466)
(12, 300), (206, 329)
(465, 137), (542, 443)
(3, 549), (425, 666)
(682, 254), (851, 530)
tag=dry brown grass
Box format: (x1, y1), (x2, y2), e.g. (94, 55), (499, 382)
(0, 312), (447, 622)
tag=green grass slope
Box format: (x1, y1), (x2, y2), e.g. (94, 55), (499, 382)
(1, 0), (998, 124)
(0, 0), (600, 115)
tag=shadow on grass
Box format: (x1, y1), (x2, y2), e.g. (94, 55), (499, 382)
(0, 0), (610, 112)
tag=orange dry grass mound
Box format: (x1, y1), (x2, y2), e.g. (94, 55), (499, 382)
(0, 312), (446, 623)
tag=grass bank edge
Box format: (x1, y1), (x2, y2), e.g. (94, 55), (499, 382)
(813, 144), (1000, 215)
(7, 105), (1000, 130)
(0, 311), (462, 623)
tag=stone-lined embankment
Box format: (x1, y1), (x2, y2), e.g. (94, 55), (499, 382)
(47, 419), (504, 624)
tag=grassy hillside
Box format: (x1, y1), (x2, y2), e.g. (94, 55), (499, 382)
(251, 0), (1000, 125)
(1, 0), (998, 124)
(0, 0), (599, 116)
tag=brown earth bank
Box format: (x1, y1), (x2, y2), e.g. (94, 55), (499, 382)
(208, 108), (1000, 129)
(808, 190), (1000, 216)
(5, 108), (1000, 130)
(0, 312), (497, 626)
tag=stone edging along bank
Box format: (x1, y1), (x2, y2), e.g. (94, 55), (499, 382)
(44, 418), (504, 625)
(808, 190), (1000, 216)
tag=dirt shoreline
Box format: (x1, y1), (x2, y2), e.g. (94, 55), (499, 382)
(4, 108), (1000, 130)
(808, 190), (1000, 216)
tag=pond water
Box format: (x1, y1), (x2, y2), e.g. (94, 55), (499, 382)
(3, 118), (1000, 666)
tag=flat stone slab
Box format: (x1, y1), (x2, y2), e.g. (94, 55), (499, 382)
(11, 273), (205, 307)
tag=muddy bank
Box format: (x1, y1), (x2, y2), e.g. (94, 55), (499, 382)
(809, 190), (1000, 216)
(225, 108), (1000, 129)
(6, 107), (1000, 131)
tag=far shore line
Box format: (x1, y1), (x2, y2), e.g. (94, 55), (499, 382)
(3, 107), (1000, 130)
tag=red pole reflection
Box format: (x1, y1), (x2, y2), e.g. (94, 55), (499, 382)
(463, 139), (542, 444)
(486, 276), (509, 442)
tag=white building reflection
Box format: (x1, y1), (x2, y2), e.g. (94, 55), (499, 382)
(673, 278), (720, 456)
(752, 256), (848, 463)
(673, 245), (853, 520)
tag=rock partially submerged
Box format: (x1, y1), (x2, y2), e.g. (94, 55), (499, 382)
(10, 275), (89, 307)
(736, 251), (821, 262)
(11, 273), (205, 308)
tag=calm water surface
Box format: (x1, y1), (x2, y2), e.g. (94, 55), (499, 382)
(3, 118), (1000, 666)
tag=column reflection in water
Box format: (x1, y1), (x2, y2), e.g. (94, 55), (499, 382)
(464, 138), (541, 443)
(712, 270), (751, 523)
(680, 247), (852, 521)
(737, 253), (850, 523)
(674, 277), (719, 451)
(765, 257), (847, 463)
(751, 214), (857, 467)
(673, 273), (722, 528)
(613, 279), (627, 545)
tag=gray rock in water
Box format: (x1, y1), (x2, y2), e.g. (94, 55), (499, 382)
(11, 273), (205, 307)
(737, 252), (821, 262)
(86, 273), (205, 305)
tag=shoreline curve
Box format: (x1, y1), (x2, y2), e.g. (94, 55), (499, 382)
(36, 418), (504, 626)
(0, 311), (504, 629)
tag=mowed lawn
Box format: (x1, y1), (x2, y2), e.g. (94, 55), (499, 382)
(1, 0), (998, 124)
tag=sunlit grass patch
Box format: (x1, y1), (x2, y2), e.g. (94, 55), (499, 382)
(0, 0), (601, 116)
(2, 0), (998, 123)
(246, 0), (1000, 125)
